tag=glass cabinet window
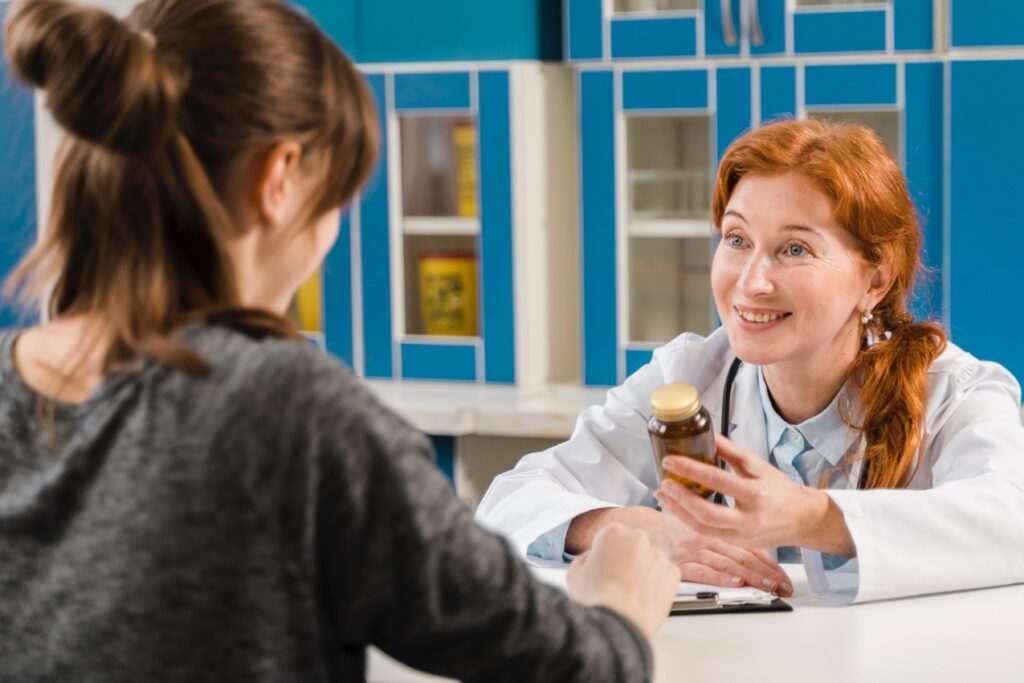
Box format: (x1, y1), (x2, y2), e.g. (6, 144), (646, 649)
(629, 236), (714, 343)
(403, 234), (479, 338)
(614, 0), (699, 12)
(625, 114), (714, 344)
(807, 110), (901, 164)
(399, 115), (478, 221)
(398, 115), (480, 339)
(627, 115), (711, 229)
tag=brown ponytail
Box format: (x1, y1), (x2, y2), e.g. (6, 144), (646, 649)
(712, 119), (946, 489)
(2, 0), (379, 373)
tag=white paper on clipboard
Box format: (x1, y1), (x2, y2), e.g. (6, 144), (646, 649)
(531, 566), (776, 605)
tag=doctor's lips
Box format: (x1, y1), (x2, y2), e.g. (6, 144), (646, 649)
(734, 306), (792, 324)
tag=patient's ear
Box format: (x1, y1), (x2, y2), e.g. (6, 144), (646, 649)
(252, 141), (303, 229)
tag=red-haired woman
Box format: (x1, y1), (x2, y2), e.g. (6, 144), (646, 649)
(478, 119), (1024, 604)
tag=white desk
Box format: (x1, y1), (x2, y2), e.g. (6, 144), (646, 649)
(368, 565), (1024, 682)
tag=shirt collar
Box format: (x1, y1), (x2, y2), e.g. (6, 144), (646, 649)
(756, 367), (860, 466)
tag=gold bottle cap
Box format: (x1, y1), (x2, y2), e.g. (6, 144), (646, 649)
(651, 383), (701, 422)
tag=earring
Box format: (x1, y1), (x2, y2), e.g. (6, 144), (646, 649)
(861, 309), (879, 347)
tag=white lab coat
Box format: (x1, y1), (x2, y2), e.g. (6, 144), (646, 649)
(475, 327), (1024, 603)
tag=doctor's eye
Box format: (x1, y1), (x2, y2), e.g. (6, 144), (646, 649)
(784, 243), (809, 257)
(725, 234), (745, 248)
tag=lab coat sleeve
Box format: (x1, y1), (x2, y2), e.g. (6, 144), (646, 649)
(812, 361), (1024, 603)
(475, 355), (672, 560)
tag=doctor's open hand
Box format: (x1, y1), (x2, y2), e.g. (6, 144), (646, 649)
(566, 505), (793, 595)
(654, 434), (856, 558)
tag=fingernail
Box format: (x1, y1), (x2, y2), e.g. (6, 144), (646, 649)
(731, 576), (742, 585)
(663, 480), (681, 495)
(782, 582), (793, 594)
(762, 578), (777, 589)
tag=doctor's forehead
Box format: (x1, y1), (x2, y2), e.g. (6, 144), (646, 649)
(723, 171), (842, 238)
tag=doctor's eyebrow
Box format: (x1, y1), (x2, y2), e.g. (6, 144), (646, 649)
(723, 211), (826, 239)
(781, 224), (826, 239)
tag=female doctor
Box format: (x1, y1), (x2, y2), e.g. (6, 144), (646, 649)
(476, 119), (1024, 604)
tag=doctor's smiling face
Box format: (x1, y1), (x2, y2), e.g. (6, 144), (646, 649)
(711, 171), (882, 372)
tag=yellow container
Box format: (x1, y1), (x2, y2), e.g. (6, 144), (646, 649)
(294, 269), (322, 332)
(418, 251), (477, 336)
(453, 121), (478, 218)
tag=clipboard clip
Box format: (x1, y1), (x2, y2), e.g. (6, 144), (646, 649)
(671, 591), (720, 612)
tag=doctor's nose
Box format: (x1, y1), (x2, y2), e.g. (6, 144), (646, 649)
(736, 256), (775, 295)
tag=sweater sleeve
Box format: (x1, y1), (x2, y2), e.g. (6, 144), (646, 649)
(310, 375), (653, 683)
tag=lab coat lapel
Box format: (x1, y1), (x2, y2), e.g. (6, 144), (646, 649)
(702, 359), (769, 464)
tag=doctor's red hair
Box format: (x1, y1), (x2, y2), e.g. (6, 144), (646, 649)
(711, 119), (946, 489)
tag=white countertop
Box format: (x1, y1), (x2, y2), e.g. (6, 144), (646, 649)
(368, 564), (1024, 682)
(364, 379), (610, 438)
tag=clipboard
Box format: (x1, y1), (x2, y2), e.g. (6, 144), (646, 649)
(670, 591), (792, 616)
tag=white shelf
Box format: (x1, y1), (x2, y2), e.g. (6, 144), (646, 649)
(628, 218), (712, 239)
(402, 334), (482, 345)
(403, 216), (480, 236)
(364, 379), (609, 439)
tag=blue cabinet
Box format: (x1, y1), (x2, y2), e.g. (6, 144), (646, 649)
(293, 0), (562, 63)
(323, 65), (579, 385)
(950, 1), (1024, 49)
(578, 58), (945, 386)
(949, 59), (1024, 383)
(566, 0), (934, 63)
(0, 2), (37, 329)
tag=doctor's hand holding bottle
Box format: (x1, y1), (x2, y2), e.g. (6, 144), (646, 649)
(655, 434), (855, 558)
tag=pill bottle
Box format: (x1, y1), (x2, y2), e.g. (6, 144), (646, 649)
(648, 383), (719, 498)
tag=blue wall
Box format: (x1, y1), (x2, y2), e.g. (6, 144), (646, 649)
(294, 0), (562, 63)
(950, 61), (1024, 385)
(0, 2), (37, 329)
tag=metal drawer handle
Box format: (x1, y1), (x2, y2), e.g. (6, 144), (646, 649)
(749, 0), (764, 46)
(721, 0), (738, 46)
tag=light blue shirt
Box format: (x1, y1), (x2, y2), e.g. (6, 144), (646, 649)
(757, 367), (859, 570)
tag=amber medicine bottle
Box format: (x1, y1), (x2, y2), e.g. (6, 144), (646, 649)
(648, 383), (719, 498)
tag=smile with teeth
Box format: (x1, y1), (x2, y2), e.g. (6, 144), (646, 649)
(737, 309), (790, 323)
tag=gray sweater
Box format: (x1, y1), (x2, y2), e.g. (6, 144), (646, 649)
(0, 325), (651, 682)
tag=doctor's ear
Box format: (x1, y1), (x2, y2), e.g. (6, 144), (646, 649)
(862, 262), (896, 312)
(251, 141), (304, 229)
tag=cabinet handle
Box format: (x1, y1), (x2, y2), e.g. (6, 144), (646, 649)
(721, 0), (738, 46)
(749, 0), (764, 46)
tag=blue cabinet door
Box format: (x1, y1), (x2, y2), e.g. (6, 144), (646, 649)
(325, 68), (517, 384)
(950, 60), (1024, 385)
(0, 5), (36, 330)
(950, 1), (1024, 49)
(578, 65), (752, 385)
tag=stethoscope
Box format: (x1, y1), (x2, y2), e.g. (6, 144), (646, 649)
(716, 357), (868, 504)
